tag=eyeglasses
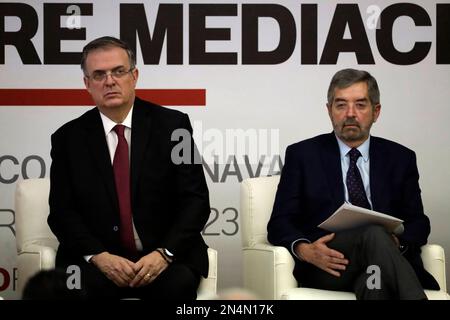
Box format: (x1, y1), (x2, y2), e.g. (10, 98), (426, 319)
(86, 67), (134, 82)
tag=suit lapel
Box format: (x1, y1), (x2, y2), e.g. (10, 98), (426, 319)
(369, 137), (388, 212)
(84, 108), (118, 211)
(130, 98), (152, 205)
(321, 133), (345, 206)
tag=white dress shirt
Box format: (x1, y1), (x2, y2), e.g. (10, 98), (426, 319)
(84, 107), (142, 262)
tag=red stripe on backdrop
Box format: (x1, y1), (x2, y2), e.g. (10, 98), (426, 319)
(0, 89), (206, 106)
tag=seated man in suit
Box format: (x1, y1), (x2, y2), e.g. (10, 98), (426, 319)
(48, 36), (210, 299)
(267, 68), (439, 299)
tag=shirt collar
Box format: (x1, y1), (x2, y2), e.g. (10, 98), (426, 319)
(99, 105), (134, 136)
(335, 134), (370, 162)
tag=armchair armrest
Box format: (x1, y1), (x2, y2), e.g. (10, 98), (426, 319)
(421, 244), (447, 292)
(197, 248), (218, 299)
(17, 244), (57, 295)
(243, 244), (297, 299)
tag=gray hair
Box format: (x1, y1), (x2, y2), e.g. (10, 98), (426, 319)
(327, 68), (380, 106)
(80, 36), (136, 74)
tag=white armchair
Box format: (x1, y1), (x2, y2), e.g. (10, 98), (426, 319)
(240, 175), (449, 300)
(15, 178), (217, 298)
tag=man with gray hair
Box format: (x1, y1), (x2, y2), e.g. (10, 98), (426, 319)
(268, 68), (439, 299)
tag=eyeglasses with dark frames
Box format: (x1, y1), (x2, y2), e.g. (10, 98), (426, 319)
(86, 67), (135, 82)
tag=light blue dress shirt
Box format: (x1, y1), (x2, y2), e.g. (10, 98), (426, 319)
(336, 135), (373, 209)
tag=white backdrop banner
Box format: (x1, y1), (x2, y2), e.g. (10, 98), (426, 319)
(1, 0), (449, 299)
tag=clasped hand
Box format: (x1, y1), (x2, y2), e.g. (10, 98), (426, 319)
(91, 251), (169, 287)
(295, 233), (349, 277)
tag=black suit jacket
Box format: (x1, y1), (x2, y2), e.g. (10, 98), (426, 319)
(268, 133), (439, 289)
(48, 97), (210, 277)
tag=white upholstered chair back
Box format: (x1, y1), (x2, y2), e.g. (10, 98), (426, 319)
(240, 175), (280, 248)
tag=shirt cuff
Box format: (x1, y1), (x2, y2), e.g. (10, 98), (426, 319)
(84, 255), (94, 263)
(291, 238), (311, 261)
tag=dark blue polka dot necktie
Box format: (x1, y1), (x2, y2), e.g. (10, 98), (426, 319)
(346, 148), (371, 209)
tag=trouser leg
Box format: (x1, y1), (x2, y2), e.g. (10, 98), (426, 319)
(299, 225), (426, 300)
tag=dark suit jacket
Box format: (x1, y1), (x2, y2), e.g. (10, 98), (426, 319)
(48, 97), (210, 277)
(268, 133), (439, 289)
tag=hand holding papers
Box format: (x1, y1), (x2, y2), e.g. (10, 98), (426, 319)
(318, 203), (404, 234)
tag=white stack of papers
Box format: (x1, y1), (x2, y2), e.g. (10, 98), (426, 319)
(318, 203), (404, 234)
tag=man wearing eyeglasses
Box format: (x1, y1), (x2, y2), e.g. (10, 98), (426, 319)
(47, 36), (210, 300)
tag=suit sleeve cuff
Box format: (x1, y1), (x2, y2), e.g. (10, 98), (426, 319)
(399, 244), (409, 255)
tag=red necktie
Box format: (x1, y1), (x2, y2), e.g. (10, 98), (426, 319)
(112, 125), (137, 256)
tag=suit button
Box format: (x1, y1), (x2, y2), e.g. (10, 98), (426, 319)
(113, 226), (119, 231)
